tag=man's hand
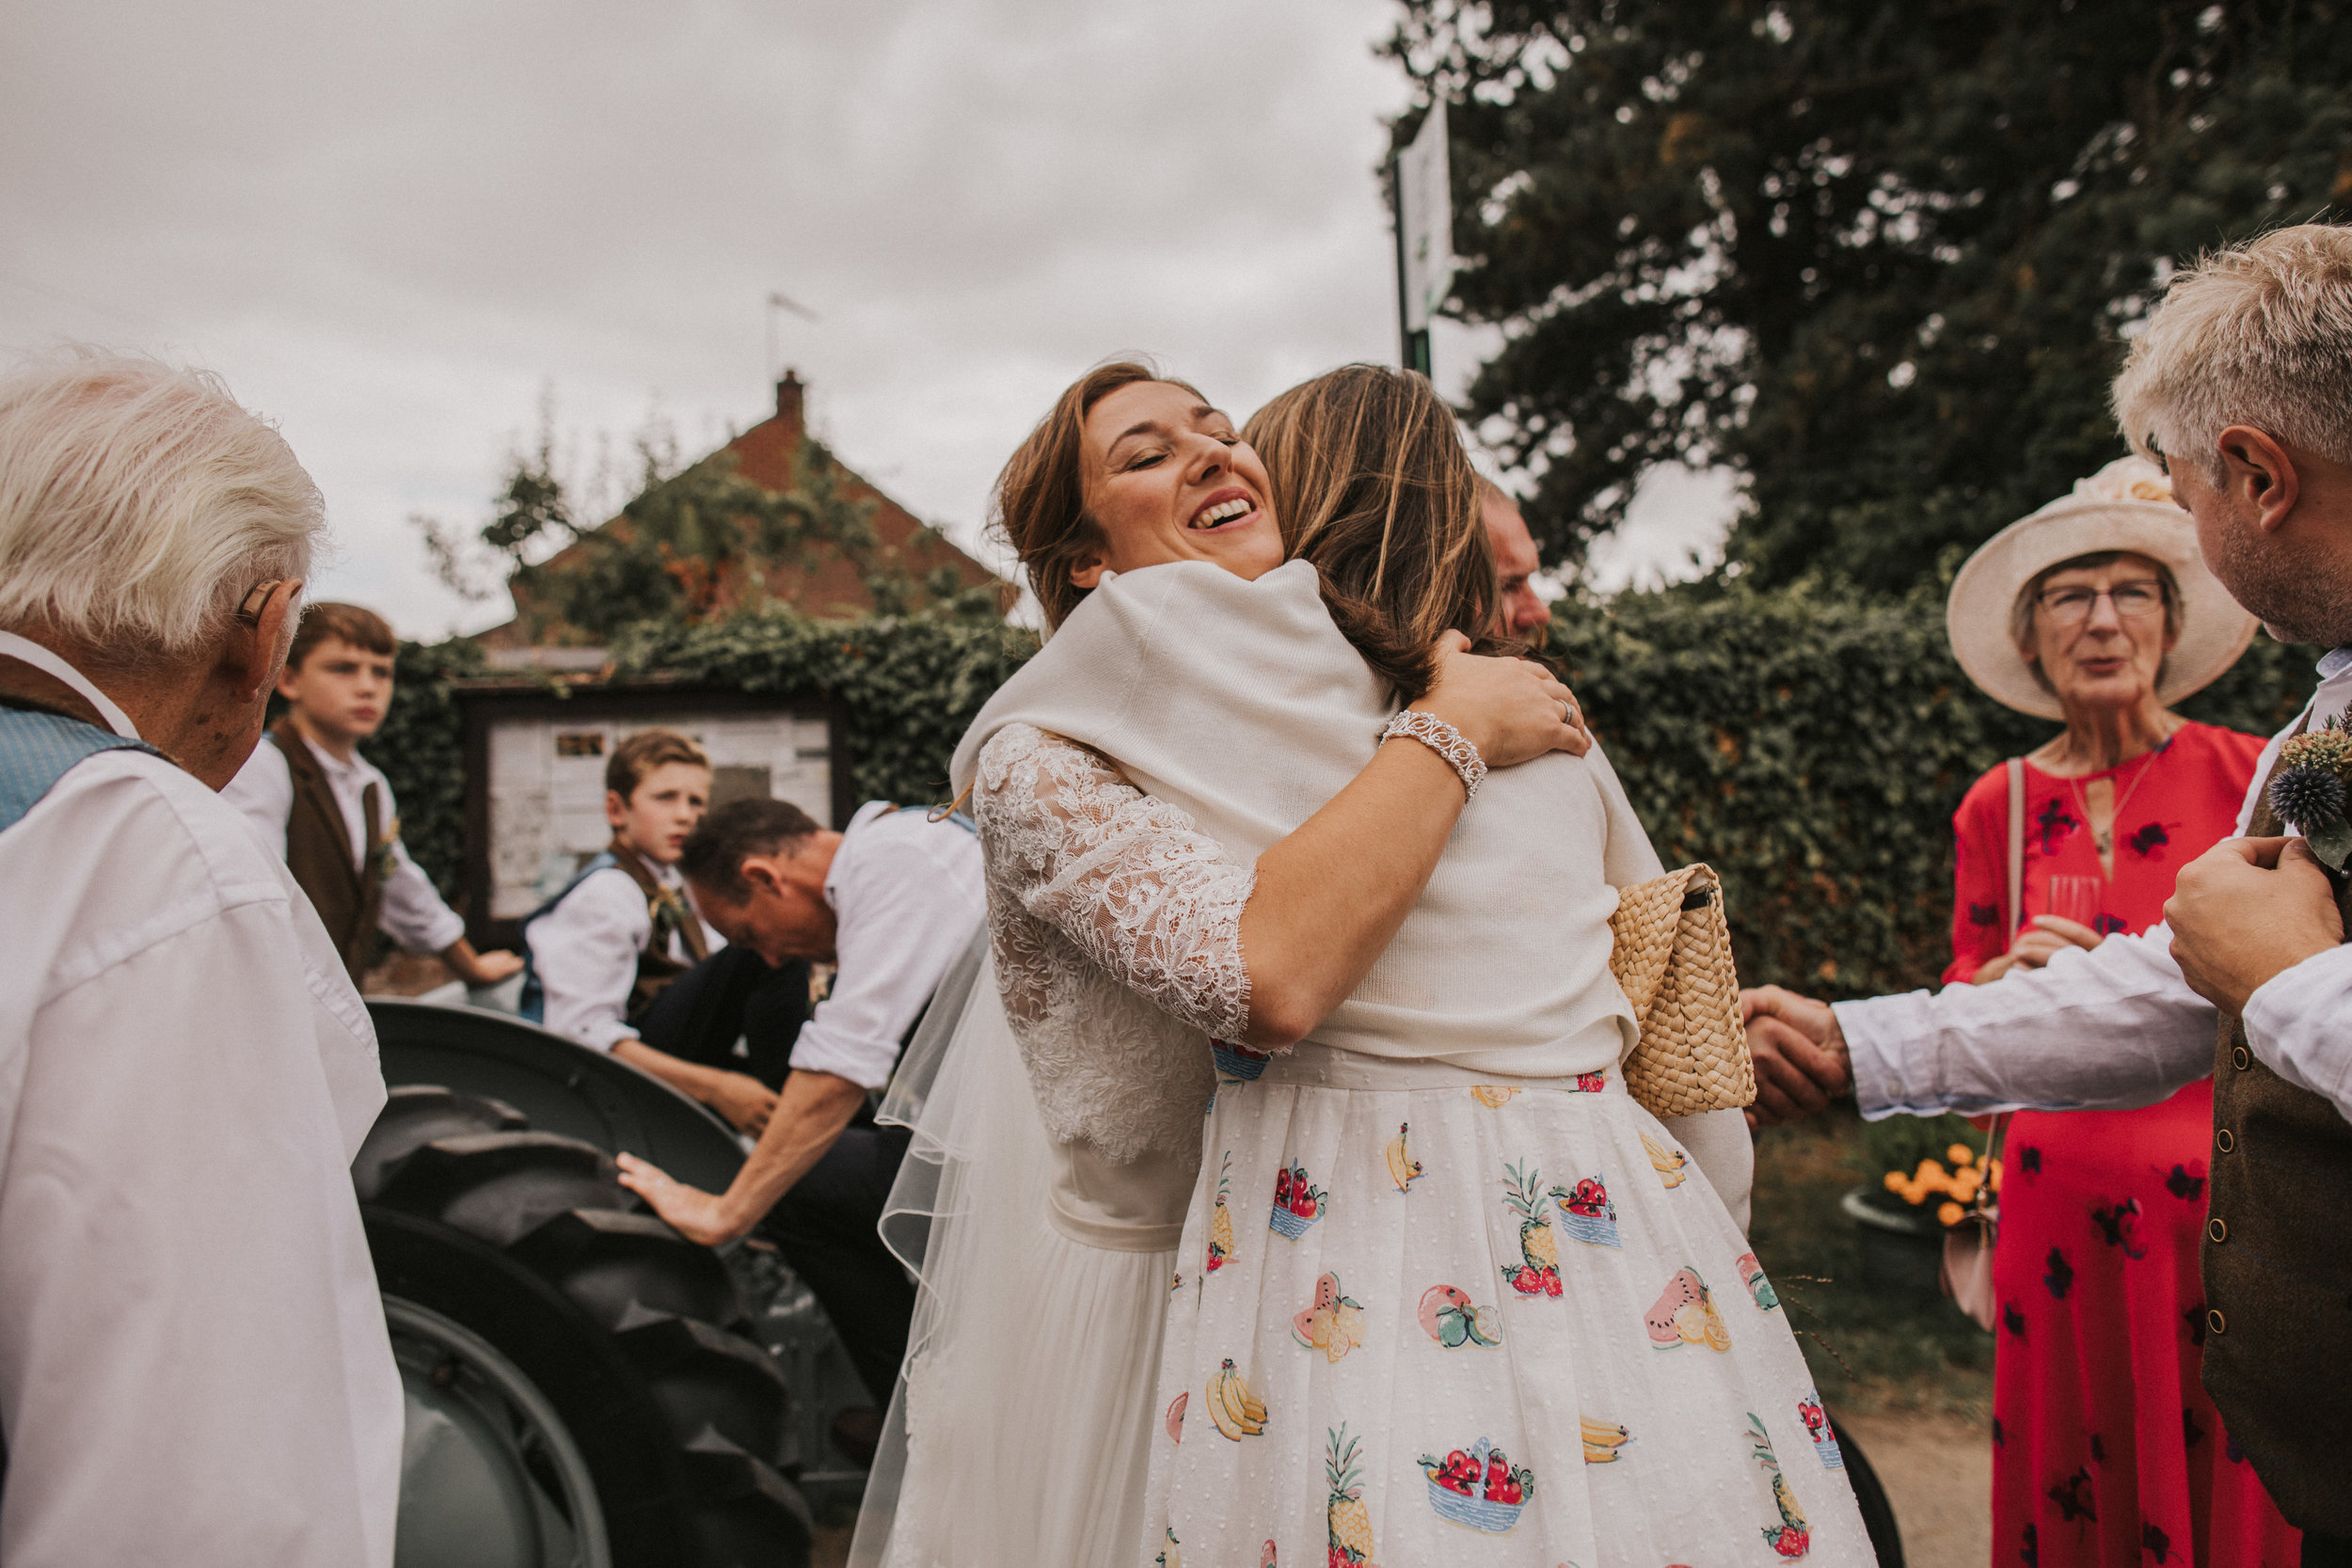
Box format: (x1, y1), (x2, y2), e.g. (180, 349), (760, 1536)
(617, 1155), (752, 1246)
(1738, 985), (1854, 1128)
(2167, 835), (2344, 1014)
(707, 1071), (779, 1136)
(444, 942), (525, 986)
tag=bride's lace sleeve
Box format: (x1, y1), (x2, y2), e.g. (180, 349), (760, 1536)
(975, 722), (1254, 1042)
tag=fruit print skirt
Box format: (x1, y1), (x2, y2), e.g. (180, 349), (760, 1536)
(1141, 1051), (1875, 1567)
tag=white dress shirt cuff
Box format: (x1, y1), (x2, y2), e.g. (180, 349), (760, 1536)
(2241, 942), (2352, 1125)
(787, 1023), (898, 1092)
(1837, 928), (2215, 1120)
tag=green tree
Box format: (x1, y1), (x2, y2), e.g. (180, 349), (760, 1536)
(1392, 0), (2352, 590)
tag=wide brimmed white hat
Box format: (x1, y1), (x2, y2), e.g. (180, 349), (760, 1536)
(1946, 456), (2257, 721)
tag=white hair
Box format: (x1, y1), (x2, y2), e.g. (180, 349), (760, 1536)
(0, 348), (324, 661)
(2113, 223), (2352, 480)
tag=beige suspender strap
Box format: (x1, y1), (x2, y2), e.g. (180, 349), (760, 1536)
(2007, 757), (2026, 944)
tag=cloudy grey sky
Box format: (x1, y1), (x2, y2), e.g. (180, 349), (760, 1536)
(1, 0), (1728, 637)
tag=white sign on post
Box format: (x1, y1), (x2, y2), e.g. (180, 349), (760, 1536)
(1396, 101), (1455, 332)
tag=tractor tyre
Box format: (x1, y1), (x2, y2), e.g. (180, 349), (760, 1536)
(360, 1085), (812, 1568)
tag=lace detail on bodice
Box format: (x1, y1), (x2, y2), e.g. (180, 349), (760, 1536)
(975, 722), (1253, 1163)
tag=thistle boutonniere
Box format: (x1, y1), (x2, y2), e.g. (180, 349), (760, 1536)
(371, 816), (402, 882)
(2267, 717), (2352, 880)
(647, 882), (690, 946)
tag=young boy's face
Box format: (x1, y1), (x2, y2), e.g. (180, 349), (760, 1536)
(278, 638), (395, 745)
(607, 762), (710, 865)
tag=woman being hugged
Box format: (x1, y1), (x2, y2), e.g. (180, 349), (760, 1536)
(949, 362), (1865, 1566)
(852, 363), (1584, 1568)
(1940, 459), (2295, 1564)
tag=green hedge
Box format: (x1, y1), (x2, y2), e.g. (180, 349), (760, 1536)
(372, 585), (2316, 997)
(357, 636), (485, 901)
(1551, 578), (2314, 998)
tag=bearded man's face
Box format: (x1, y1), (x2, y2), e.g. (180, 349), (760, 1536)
(2171, 452), (2352, 648)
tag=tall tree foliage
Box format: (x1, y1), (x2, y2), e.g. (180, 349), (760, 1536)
(1391, 0), (2352, 589)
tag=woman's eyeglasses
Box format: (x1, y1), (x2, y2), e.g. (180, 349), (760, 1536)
(2037, 580), (2165, 625)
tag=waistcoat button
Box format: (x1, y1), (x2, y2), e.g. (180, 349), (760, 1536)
(2216, 1128), (2235, 1153)
(2207, 1216), (2228, 1243)
(2232, 1045), (2251, 1071)
(2208, 1307), (2227, 1336)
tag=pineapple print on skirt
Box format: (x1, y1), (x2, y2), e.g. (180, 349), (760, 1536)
(1326, 1426), (1377, 1566)
(1270, 1158), (1327, 1239)
(1500, 1159), (1564, 1296)
(1207, 1153), (1234, 1273)
(1748, 1414), (1814, 1559)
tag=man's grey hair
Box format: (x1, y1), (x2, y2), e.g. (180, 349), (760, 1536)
(2113, 223), (2352, 481)
(0, 349), (324, 661)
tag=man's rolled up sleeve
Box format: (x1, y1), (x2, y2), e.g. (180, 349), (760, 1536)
(1838, 926), (2218, 1118)
(788, 836), (984, 1091)
(2242, 942), (2352, 1125)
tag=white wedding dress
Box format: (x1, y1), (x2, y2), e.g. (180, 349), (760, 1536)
(853, 560), (1821, 1568)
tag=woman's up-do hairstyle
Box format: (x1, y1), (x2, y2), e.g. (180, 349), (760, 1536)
(992, 358), (1211, 632)
(1243, 364), (1501, 704)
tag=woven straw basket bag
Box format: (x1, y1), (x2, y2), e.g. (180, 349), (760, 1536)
(1608, 863), (1756, 1118)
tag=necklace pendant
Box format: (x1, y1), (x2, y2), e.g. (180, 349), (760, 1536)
(2095, 829), (2113, 856)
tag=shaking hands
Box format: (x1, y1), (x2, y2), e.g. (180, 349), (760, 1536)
(1736, 986), (1854, 1130)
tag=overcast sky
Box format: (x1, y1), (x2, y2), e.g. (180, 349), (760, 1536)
(1, 0), (1730, 638)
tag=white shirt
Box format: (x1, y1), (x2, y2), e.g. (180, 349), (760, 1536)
(788, 800), (987, 1091)
(221, 731), (469, 955)
(0, 642), (402, 1565)
(527, 850), (723, 1053)
(1838, 647), (2352, 1126)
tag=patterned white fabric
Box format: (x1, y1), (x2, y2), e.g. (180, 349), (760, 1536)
(1146, 1062), (1869, 1567)
(975, 722), (1250, 1164)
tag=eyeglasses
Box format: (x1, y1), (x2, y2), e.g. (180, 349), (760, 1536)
(2036, 579), (2166, 626)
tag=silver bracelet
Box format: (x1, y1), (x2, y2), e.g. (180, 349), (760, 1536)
(1379, 709), (1486, 800)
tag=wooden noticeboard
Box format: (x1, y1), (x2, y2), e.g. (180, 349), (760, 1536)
(453, 680), (850, 948)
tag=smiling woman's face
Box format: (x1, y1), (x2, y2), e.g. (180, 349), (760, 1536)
(1073, 380), (1282, 589)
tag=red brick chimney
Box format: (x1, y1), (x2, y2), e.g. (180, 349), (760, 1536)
(775, 369), (804, 429)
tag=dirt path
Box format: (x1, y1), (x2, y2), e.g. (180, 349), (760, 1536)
(1841, 1408), (1992, 1568)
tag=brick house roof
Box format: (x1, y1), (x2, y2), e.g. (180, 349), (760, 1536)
(480, 372), (999, 647)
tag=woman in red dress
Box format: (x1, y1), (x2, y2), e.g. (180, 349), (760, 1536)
(1941, 458), (2296, 1567)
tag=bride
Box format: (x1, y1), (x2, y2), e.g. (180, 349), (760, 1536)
(849, 361), (1588, 1567)
(866, 361), (1853, 1566)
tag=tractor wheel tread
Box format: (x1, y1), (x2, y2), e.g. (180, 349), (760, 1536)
(361, 1084), (808, 1567)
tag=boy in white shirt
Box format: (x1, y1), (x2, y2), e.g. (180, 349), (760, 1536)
(222, 603), (521, 989)
(521, 728), (780, 1134)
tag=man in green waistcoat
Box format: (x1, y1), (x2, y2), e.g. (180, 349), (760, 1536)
(1740, 224), (2352, 1563)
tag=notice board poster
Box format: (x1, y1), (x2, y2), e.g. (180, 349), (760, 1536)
(455, 685), (848, 939)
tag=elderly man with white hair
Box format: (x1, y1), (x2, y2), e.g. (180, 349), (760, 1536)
(1743, 225), (2352, 1561)
(0, 352), (401, 1564)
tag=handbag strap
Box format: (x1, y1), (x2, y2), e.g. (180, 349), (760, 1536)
(2006, 757), (2026, 944)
